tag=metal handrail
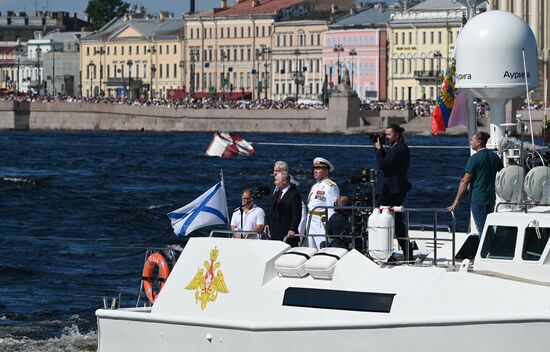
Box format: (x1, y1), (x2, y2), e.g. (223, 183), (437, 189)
(304, 205), (457, 266)
(208, 229), (265, 239)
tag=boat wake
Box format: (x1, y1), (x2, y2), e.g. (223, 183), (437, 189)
(0, 324), (97, 352)
(0, 176), (37, 185)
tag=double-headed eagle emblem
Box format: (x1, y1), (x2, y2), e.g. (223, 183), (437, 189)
(185, 247), (229, 310)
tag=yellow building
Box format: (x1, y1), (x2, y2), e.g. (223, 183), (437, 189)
(80, 13), (184, 99)
(271, 20), (327, 101)
(387, 1), (477, 102)
(184, 0), (307, 99)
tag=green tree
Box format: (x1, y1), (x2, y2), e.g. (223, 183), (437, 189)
(85, 0), (130, 31)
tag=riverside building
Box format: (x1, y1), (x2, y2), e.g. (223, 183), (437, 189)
(183, 0), (309, 100)
(324, 4), (396, 101)
(271, 20), (327, 101)
(79, 8), (184, 99)
(386, 0), (486, 102)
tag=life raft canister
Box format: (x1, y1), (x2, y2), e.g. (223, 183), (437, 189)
(142, 252), (170, 304)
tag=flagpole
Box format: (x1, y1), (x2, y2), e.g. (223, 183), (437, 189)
(220, 169), (224, 184)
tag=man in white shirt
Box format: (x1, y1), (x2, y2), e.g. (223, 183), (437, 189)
(230, 188), (265, 239)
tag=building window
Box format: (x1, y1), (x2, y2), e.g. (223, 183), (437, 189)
(262, 26), (265, 37)
(129, 46), (132, 55)
(438, 31), (442, 44)
(241, 27), (244, 37)
(220, 28), (224, 39)
(227, 27), (230, 38)
(256, 26), (259, 37)
(174, 64), (177, 78)
(160, 46), (163, 55)
(408, 32), (412, 45)
(136, 64), (140, 78)
(449, 31), (453, 44)
(277, 35), (280, 47)
(422, 32), (426, 44)
(190, 29), (193, 39)
(234, 27), (237, 38)
(430, 31), (434, 44)
(159, 64), (163, 79)
(394, 32), (398, 45)
(114, 47), (117, 55)
(290, 35), (293, 47)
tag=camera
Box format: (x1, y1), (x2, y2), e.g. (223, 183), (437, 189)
(369, 133), (386, 145)
(350, 168), (377, 184)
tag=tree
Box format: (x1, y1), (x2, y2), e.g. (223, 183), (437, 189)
(85, 0), (130, 31)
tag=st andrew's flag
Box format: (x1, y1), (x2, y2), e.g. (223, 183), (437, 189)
(167, 181), (228, 237)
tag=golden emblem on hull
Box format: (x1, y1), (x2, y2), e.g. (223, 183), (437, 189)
(185, 247), (229, 310)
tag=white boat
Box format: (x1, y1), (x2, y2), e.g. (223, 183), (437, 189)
(96, 9), (550, 352)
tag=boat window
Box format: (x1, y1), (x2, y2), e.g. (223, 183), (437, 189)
(480, 225), (517, 260)
(522, 227), (550, 261)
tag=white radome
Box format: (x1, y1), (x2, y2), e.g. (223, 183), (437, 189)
(455, 10), (539, 99)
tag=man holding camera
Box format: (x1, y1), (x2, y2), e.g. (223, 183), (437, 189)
(373, 124), (413, 260)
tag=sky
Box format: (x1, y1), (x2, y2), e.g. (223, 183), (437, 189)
(0, 0), (220, 18)
(0, 0), (399, 19)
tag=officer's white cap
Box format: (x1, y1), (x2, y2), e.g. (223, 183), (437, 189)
(312, 157), (334, 172)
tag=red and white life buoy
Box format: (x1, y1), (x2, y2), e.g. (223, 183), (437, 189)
(142, 252), (170, 304)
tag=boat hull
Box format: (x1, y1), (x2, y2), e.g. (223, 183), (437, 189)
(97, 311), (550, 352)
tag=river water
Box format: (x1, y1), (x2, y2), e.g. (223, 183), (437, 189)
(0, 130), (475, 351)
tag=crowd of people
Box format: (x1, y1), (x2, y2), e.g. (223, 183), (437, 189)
(0, 94), (326, 110)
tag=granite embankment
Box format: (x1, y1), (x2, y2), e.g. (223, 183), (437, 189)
(0, 100), (546, 135)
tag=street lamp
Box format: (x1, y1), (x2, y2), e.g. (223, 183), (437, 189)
(126, 59), (133, 99)
(293, 48), (301, 101)
(220, 51), (228, 99)
(259, 47), (271, 100)
(147, 45), (157, 100)
(15, 39), (21, 94)
(348, 48), (357, 91)
(36, 46), (42, 95)
(88, 61), (96, 97)
(333, 43), (344, 84)
(96, 47), (105, 96)
(178, 60), (185, 90)
(189, 48), (198, 98)
(433, 50), (443, 98)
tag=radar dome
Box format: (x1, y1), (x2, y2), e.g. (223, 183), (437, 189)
(524, 166), (550, 203)
(455, 10), (539, 99)
(495, 165), (524, 201)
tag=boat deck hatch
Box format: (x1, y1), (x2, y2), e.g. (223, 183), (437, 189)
(282, 287), (394, 313)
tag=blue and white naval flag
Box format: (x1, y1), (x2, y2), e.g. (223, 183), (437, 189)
(167, 181), (229, 237)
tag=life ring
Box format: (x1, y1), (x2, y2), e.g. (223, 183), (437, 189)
(142, 252), (170, 304)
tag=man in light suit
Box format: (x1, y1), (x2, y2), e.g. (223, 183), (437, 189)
(266, 171), (302, 247)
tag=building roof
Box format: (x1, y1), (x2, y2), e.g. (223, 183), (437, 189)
(199, 0), (306, 17)
(83, 18), (184, 41)
(408, 0), (485, 11)
(333, 6), (399, 27)
(42, 31), (88, 42)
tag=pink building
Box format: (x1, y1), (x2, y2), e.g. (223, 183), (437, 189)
(322, 5), (396, 101)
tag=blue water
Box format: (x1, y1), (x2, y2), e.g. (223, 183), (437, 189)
(0, 131), (472, 350)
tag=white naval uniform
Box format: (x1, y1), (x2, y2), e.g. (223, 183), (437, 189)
(306, 177), (339, 248)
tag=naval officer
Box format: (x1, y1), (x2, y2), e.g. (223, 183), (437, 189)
(307, 157), (339, 248)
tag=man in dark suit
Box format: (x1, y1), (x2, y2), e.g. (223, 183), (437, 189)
(266, 171), (302, 247)
(374, 124), (413, 260)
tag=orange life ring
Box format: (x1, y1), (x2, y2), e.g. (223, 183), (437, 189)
(142, 252), (170, 304)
